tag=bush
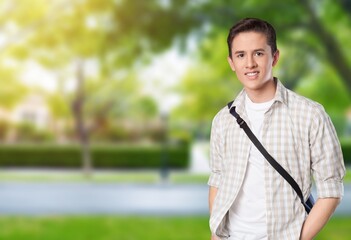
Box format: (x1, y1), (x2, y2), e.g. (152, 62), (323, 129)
(0, 143), (189, 169)
(0, 120), (10, 141)
(92, 145), (188, 169)
(15, 122), (55, 142)
(0, 145), (80, 168)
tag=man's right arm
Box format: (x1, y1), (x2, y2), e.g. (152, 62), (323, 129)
(208, 112), (223, 240)
(209, 186), (218, 214)
(209, 186), (219, 240)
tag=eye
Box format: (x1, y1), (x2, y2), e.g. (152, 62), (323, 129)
(255, 51), (264, 56)
(236, 53), (244, 58)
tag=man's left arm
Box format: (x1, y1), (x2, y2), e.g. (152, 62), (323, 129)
(303, 106), (346, 240)
(299, 197), (340, 240)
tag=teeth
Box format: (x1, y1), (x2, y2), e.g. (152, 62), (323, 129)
(246, 72), (258, 76)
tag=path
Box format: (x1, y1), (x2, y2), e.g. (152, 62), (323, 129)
(0, 183), (350, 216)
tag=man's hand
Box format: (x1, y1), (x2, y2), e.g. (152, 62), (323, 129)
(211, 233), (220, 240)
(209, 187), (219, 239)
(209, 186), (218, 215)
(300, 198), (340, 240)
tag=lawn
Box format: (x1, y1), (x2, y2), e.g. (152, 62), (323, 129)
(344, 166), (351, 182)
(0, 216), (209, 240)
(0, 216), (349, 240)
(0, 169), (210, 184)
(0, 166), (349, 183)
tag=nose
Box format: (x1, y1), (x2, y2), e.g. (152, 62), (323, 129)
(246, 55), (257, 68)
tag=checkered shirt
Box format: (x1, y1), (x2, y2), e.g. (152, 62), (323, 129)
(208, 79), (345, 239)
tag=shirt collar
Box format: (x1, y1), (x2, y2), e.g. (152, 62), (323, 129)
(274, 78), (287, 105)
(230, 78), (288, 116)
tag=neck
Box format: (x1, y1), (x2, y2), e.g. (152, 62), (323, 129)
(246, 78), (277, 103)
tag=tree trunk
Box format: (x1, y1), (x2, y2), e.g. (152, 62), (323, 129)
(72, 59), (92, 178)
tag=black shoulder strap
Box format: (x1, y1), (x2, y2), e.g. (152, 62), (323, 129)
(227, 102), (305, 205)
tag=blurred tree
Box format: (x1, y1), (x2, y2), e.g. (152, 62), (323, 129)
(187, 0), (351, 90)
(173, 30), (241, 138)
(0, 65), (28, 108)
(1, 0), (350, 151)
(297, 0), (351, 91)
(0, 0), (199, 175)
(173, 0), (351, 137)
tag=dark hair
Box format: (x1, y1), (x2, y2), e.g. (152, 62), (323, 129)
(227, 18), (277, 57)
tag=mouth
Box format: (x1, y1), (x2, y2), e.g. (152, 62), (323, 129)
(245, 71), (259, 77)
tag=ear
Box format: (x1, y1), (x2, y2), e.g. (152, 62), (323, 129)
(227, 56), (235, 71)
(272, 50), (280, 67)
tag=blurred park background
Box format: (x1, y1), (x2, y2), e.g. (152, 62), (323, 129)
(0, 0), (351, 239)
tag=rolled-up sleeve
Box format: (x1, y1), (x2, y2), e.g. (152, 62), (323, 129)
(208, 113), (224, 188)
(310, 106), (345, 199)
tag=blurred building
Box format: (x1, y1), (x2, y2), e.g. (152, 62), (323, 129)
(0, 107), (11, 122)
(3, 94), (53, 143)
(11, 94), (51, 129)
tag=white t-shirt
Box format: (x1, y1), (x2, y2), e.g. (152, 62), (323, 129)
(228, 95), (274, 240)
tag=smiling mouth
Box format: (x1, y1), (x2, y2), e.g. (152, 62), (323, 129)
(245, 71), (259, 76)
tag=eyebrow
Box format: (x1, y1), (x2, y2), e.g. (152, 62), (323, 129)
(233, 48), (266, 54)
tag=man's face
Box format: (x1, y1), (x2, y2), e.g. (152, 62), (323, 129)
(227, 31), (279, 96)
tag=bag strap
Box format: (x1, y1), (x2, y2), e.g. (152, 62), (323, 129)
(227, 101), (305, 206)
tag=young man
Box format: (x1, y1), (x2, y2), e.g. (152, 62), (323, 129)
(208, 18), (345, 240)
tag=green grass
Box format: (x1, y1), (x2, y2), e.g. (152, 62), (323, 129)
(315, 216), (351, 240)
(344, 166), (351, 183)
(0, 216), (210, 240)
(0, 170), (210, 184)
(0, 165), (349, 184)
(0, 216), (349, 240)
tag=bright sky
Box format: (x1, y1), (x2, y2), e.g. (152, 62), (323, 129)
(20, 59), (99, 93)
(139, 48), (191, 113)
(20, 61), (58, 92)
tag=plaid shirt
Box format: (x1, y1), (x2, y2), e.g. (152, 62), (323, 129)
(208, 79), (345, 239)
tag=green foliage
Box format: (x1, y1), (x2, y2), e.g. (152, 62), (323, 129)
(295, 65), (350, 113)
(92, 145), (189, 169)
(47, 93), (71, 119)
(0, 66), (28, 108)
(0, 0), (189, 142)
(91, 123), (130, 142)
(0, 144), (80, 168)
(15, 123), (55, 143)
(173, 0), (351, 138)
(294, 65), (350, 135)
(131, 96), (158, 118)
(0, 144), (189, 169)
(341, 139), (351, 166)
(173, 30), (242, 125)
(89, 118), (165, 143)
(1, 0), (351, 144)
(0, 120), (10, 141)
